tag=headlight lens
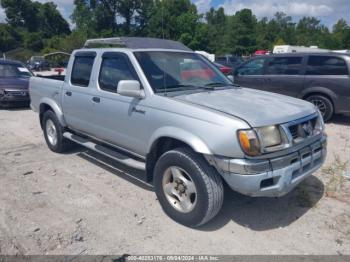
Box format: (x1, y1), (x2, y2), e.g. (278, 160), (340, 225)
(238, 129), (261, 156)
(314, 110), (325, 135)
(256, 125), (282, 148)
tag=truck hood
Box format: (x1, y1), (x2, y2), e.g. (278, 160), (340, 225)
(0, 77), (30, 90)
(174, 87), (316, 127)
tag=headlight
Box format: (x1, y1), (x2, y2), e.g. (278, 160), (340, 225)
(0, 89), (4, 95)
(238, 129), (261, 156)
(314, 110), (326, 135)
(256, 125), (282, 148)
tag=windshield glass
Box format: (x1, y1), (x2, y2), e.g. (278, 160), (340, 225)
(134, 51), (232, 93)
(0, 64), (33, 78)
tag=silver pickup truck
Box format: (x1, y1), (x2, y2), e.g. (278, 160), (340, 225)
(30, 37), (327, 227)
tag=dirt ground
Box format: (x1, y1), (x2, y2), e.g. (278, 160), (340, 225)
(0, 108), (349, 255)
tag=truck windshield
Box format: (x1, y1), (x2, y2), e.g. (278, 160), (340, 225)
(0, 64), (33, 78)
(134, 51), (233, 94)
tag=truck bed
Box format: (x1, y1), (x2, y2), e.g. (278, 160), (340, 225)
(29, 76), (64, 113)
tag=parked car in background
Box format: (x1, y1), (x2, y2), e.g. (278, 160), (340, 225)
(215, 55), (243, 73)
(0, 59), (33, 107)
(27, 56), (50, 71)
(213, 62), (232, 75)
(30, 37), (327, 227)
(254, 50), (270, 56)
(233, 53), (350, 121)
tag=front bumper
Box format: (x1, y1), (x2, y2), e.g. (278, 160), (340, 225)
(212, 136), (327, 197)
(0, 90), (30, 104)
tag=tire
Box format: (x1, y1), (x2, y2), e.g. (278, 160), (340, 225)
(154, 147), (224, 227)
(306, 95), (334, 122)
(42, 110), (73, 153)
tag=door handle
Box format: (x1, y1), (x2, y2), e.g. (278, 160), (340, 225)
(65, 91), (72, 96)
(92, 97), (100, 103)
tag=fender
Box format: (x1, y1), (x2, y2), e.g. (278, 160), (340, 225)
(148, 126), (212, 155)
(39, 97), (67, 127)
(298, 86), (338, 101)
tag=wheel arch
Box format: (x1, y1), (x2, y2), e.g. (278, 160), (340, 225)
(145, 128), (212, 182)
(299, 87), (337, 105)
(39, 98), (66, 129)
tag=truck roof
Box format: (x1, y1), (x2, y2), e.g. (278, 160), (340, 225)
(83, 37), (192, 52)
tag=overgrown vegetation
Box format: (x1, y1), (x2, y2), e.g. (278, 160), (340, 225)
(1, 0), (350, 62)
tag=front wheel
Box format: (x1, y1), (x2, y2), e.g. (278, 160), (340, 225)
(154, 147), (224, 227)
(306, 95), (334, 122)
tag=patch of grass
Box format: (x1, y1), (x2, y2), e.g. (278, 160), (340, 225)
(322, 155), (349, 199)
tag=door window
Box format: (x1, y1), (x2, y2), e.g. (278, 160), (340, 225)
(306, 56), (348, 75)
(236, 59), (264, 76)
(266, 57), (303, 75)
(99, 53), (138, 93)
(71, 56), (95, 87)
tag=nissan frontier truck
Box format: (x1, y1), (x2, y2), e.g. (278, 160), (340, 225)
(29, 37), (327, 227)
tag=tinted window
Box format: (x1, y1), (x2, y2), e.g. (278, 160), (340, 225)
(306, 56), (348, 75)
(71, 56), (95, 87)
(99, 54), (137, 92)
(216, 57), (226, 62)
(236, 59), (264, 76)
(266, 57), (303, 75)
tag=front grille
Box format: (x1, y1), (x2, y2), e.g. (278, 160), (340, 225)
(5, 90), (28, 96)
(288, 116), (318, 142)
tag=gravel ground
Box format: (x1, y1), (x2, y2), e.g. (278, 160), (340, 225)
(0, 108), (349, 255)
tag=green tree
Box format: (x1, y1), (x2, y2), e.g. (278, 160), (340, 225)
(333, 19), (350, 49)
(226, 9), (257, 55)
(0, 23), (18, 52)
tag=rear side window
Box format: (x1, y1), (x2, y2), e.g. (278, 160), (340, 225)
(236, 58), (265, 76)
(99, 53), (138, 93)
(306, 56), (348, 75)
(266, 57), (303, 75)
(71, 55), (95, 87)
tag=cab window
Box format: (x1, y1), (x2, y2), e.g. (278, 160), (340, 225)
(71, 54), (95, 87)
(98, 53), (138, 93)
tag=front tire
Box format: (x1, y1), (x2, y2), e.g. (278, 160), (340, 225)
(42, 110), (73, 153)
(306, 95), (334, 122)
(154, 147), (224, 227)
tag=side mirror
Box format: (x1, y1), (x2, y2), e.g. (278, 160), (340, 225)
(117, 80), (145, 99)
(227, 75), (234, 82)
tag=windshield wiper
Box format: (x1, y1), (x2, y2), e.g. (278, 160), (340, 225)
(205, 82), (234, 87)
(164, 84), (201, 90)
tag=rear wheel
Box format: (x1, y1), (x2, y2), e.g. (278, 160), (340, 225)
(42, 110), (73, 153)
(306, 95), (334, 122)
(154, 147), (224, 227)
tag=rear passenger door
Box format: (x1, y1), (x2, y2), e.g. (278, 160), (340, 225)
(261, 56), (305, 97)
(304, 55), (350, 113)
(62, 51), (97, 134)
(234, 58), (265, 89)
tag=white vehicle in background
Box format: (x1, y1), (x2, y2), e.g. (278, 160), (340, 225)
(273, 45), (330, 54)
(195, 50), (215, 62)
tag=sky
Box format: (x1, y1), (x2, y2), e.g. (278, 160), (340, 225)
(0, 0), (349, 29)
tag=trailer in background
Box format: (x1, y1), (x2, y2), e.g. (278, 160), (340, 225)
(273, 45), (330, 54)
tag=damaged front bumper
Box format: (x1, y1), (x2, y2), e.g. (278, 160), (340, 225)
(210, 136), (327, 197)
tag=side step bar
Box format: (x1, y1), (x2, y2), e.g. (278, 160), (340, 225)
(63, 132), (146, 171)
